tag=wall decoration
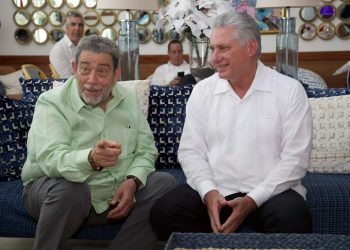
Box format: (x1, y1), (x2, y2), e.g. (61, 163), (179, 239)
(255, 7), (282, 34)
(318, 4), (337, 21)
(299, 22), (317, 40)
(317, 22), (336, 40)
(336, 22), (350, 39)
(299, 7), (318, 22)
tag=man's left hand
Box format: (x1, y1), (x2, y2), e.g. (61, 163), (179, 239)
(107, 178), (138, 220)
(220, 196), (257, 233)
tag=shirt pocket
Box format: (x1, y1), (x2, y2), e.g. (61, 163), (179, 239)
(119, 127), (137, 157)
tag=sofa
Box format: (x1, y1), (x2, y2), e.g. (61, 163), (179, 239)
(1, 77), (350, 248)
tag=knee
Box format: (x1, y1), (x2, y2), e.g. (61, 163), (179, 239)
(51, 180), (91, 213)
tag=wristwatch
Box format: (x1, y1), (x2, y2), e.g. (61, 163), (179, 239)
(127, 175), (141, 190)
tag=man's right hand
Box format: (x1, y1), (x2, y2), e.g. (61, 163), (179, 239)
(169, 77), (182, 86)
(204, 190), (227, 233)
(91, 139), (122, 169)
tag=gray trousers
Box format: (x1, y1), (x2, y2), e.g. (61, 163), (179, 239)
(22, 172), (177, 250)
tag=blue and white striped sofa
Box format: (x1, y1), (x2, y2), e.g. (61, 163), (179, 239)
(1, 78), (350, 245)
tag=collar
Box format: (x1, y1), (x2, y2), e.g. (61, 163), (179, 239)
(213, 60), (273, 95)
(63, 34), (76, 49)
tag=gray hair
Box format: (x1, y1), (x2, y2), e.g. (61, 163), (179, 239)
(76, 35), (119, 70)
(66, 11), (83, 26)
(213, 11), (261, 58)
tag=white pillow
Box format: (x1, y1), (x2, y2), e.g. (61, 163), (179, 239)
(308, 95), (350, 173)
(0, 70), (23, 95)
(118, 79), (150, 117)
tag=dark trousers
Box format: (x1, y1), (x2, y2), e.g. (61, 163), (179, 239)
(150, 184), (312, 241)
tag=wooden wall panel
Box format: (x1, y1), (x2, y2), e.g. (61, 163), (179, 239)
(1, 51), (349, 88)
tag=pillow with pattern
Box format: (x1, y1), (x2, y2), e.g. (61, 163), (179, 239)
(308, 95), (350, 173)
(0, 96), (34, 181)
(306, 87), (350, 98)
(148, 85), (193, 169)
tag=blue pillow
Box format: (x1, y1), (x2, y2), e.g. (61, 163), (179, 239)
(306, 88), (350, 98)
(0, 96), (34, 181)
(148, 85), (193, 169)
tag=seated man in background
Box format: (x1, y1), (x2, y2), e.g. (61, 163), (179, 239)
(22, 35), (176, 250)
(150, 10), (312, 240)
(151, 40), (190, 86)
(49, 11), (84, 79)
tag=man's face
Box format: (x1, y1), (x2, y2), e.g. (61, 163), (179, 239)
(210, 26), (255, 82)
(66, 16), (84, 45)
(73, 51), (119, 107)
(168, 43), (184, 66)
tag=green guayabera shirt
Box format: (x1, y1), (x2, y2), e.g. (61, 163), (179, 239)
(21, 77), (158, 214)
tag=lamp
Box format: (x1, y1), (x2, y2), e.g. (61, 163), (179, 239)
(256, 0), (320, 79)
(96, 0), (160, 80)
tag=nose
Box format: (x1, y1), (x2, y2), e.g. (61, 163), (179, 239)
(87, 70), (98, 83)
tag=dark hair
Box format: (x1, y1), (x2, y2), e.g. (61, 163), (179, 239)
(76, 35), (119, 70)
(213, 11), (261, 58)
(168, 40), (183, 52)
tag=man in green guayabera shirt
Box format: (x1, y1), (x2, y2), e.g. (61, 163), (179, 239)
(21, 35), (177, 250)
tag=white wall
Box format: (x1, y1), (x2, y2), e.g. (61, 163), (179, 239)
(0, 0), (348, 56)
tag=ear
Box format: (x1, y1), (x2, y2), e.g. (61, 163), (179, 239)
(113, 66), (121, 82)
(247, 39), (258, 57)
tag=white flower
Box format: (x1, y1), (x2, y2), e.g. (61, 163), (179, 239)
(156, 0), (234, 39)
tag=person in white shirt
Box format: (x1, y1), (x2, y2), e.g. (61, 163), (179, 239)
(150, 40), (190, 86)
(49, 11), (84, 79)
(150, 10), (312, 240)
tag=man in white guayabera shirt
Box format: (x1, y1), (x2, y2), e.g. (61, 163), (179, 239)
(150, 10), (313, 241)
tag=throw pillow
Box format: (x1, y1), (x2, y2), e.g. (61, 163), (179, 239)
(0, 70), (23, 96)
(308, 95), (350, 173)
(20, 78), (55, 103)
(306, 87), (350, 98)
(118, 80), (151, 117)
(0, 96), (34, 181)
(298, 68), (327, 89)
(148, 85), (194, 169)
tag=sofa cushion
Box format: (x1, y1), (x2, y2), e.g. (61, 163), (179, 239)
(308, 95), (350, 173)
(305, 87), (350, 98)
(148, 85), (193, 169)
(298, 68), (327, 89)
(0, 96), (34, 181)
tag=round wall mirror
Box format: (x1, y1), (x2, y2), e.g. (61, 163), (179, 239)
(85, 28), (100, 36)
(83, 0), (97, 8)
(299, 23), (317, 41)
(50, 28), (65, 43)
(12, 0), (29, 8)
(151, 12), (159, 24)
(336, 22), (350, 40)
(101, 10), (117, 26)
(49, 0), (64, 9)
(318, 4), (336, 21)
(101, 27), (118, 41)
(137, 27), (151, 44)
(84, 10), (99, 27)
(13, 10), (31, 27)
(152, 28), (167, 44)
(135, 11), (151, 26)
(49, 10), (65, 27)
(337, 3), (350, 22)
(317, 22), (336, 40)
(118, 10), (134, 21)
(33, 28), (49, 44)
(299, 7), (317, 22)
(32, 10), (48, 26)
(15, 28), (31, 44)
(32, 0), (47, 9)
(168, 29), (184, 41)
(66, 0), (81, 9)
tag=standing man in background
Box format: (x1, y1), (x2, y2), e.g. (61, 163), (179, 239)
(151, 40), (190, 86)
(49, 11), (84, 78)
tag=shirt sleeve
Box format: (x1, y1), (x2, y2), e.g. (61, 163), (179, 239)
(178, 86), (218, 200)
(248, 83), (312, 207)
(49, 42), (74, 79)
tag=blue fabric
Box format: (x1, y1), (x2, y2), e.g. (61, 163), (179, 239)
(305, 87), (350, 98)
(0, 96), (34, 181)
(148, 85), (193, 169)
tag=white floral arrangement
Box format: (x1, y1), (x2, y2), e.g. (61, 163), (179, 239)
(156, 0), (257, 39)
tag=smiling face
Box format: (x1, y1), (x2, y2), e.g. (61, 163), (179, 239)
(73, 51), (119, 108)
(66, 16), (84, 45)
(210, 25), (258, 84)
